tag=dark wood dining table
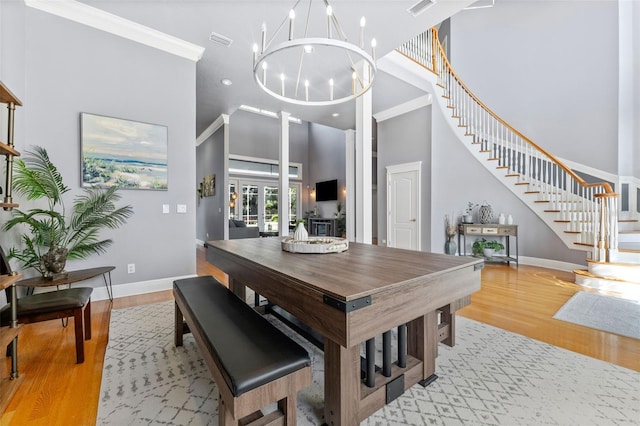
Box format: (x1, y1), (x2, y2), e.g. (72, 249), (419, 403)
(207, 238), (482, 425)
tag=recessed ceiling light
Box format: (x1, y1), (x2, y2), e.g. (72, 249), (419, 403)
(221, 78), (233, 86)
(332, 113), (340, 117)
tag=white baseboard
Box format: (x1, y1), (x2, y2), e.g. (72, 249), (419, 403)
(91, 274), (197, 302)
(517, 256), (584, 273)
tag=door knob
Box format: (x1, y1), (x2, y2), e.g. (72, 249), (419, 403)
(410, 218), (416, 222)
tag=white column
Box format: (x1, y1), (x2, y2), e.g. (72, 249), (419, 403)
(221, 114), (230, 240)
(355, 65), (372, 243)
(278, 111), (290, 236)
(345, 129), (355, 241)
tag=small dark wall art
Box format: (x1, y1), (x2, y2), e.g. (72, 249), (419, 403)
(199, 174), (215, 198)
(81, 112), (168, 190)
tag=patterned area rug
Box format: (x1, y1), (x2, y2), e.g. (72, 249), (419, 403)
(97, 301), (640, 425)
(553, 292), (640, 339)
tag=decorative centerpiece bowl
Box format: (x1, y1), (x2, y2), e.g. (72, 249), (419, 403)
(281, 236), (349, 254)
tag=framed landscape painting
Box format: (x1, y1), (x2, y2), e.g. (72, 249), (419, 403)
(81, 113), (168, 190)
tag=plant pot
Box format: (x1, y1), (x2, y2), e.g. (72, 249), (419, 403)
(463, 214), (473, 223)
(40, 245), (68, 278)
(482, 248), (495, 258)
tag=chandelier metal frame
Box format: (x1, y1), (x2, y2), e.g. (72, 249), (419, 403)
(252, 0), (377, 107)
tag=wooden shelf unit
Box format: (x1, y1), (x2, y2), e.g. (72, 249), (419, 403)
(457, 223), (519, 266)
(0, 80), (22, 414)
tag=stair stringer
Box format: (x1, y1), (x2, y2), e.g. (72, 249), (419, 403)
(378, 51), (590, 253)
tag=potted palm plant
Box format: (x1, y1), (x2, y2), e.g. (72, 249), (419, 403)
(3, 146), (133, 278)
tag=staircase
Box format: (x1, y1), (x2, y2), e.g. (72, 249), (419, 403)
(388, 28), (640, 298)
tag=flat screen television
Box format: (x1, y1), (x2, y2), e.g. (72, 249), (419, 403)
(315, 179), (338, 201)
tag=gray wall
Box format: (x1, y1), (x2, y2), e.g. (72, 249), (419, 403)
(229, 110), (309, 166)
(308, 123), (346, 219)
(196, 128), (225, 242)
(450, 0), (619, 174)
(229, 110), (311, 211)
(0, 4), (197, 293)
(377, 106), (432, 251)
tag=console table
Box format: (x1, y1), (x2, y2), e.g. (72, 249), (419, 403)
(17, 266), (115, 300)
(458, 224), (518, 266)
(308, 217), (338, 237)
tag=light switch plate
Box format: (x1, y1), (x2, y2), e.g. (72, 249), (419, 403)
(177, 204), (187, 213)
(162, 204), (170, 214)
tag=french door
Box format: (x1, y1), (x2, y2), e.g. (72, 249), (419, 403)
(230, 179), (300, 232)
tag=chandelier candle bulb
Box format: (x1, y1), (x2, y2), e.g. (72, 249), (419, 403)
(261, 22), (266, 53)
(371, 38), (377, 61)
(252, 43), (258, 65)
(288, 9), (295, 40)
(359, 16), (366, 49)
(329, 78), (334, 100)
(305, 79), (309, 101)
(262, 61), (267, 85)
(352, 71), (356, 95)
(280, 73), (285, 96)
(326, 5), (333, 38)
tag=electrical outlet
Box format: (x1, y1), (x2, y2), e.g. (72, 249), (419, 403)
(177, 204), (187, 213)
(127, 263), (135, 274)
(162, 204), (170, 214)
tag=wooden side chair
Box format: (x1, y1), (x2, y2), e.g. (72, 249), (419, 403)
(1, 287), (93, 363)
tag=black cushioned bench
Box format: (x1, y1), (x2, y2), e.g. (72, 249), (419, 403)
(174, 276), (311, 426)
(1, 287), (93, 363)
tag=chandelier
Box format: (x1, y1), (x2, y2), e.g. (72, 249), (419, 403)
(252, 0), (377, 106)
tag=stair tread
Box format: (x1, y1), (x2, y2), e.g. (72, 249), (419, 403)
(515, 182), (530, 186)
(586, 259), (640, 268)
(573, 268), (638, 283)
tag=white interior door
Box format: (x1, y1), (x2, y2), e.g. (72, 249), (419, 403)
(386, 162), (421, 250)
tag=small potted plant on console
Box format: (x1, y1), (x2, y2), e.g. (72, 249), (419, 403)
(472, 238), (504, 258)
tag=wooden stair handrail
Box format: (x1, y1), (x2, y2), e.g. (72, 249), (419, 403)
(398, 28), (615, 196)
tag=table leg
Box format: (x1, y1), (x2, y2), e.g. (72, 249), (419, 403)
(323, 340), (360, 426)
(407, 310), (438, 386)
(228, 277), (246, 301)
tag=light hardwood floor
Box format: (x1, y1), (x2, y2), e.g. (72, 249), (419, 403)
(2, 248), (639, 425)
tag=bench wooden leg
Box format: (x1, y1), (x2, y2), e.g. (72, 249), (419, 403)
(84, 299), (92, 340)
(175, 302), (183, 347)
(218, 395), (234, 426)
(278, 394), (297, 426)
(74, 307), (85, 364)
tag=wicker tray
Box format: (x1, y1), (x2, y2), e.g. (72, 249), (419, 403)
(281, 236), (349, 254)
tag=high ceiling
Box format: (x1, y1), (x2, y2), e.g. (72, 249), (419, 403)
(82, 0), (475, 135)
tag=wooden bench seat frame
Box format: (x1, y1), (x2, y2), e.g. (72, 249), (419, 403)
(174, 291), (311, 426)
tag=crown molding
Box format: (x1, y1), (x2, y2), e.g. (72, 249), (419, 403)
(196, 114), (229, 146)
(24, 0), (205, 62)
(373, 94), (432, 123)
